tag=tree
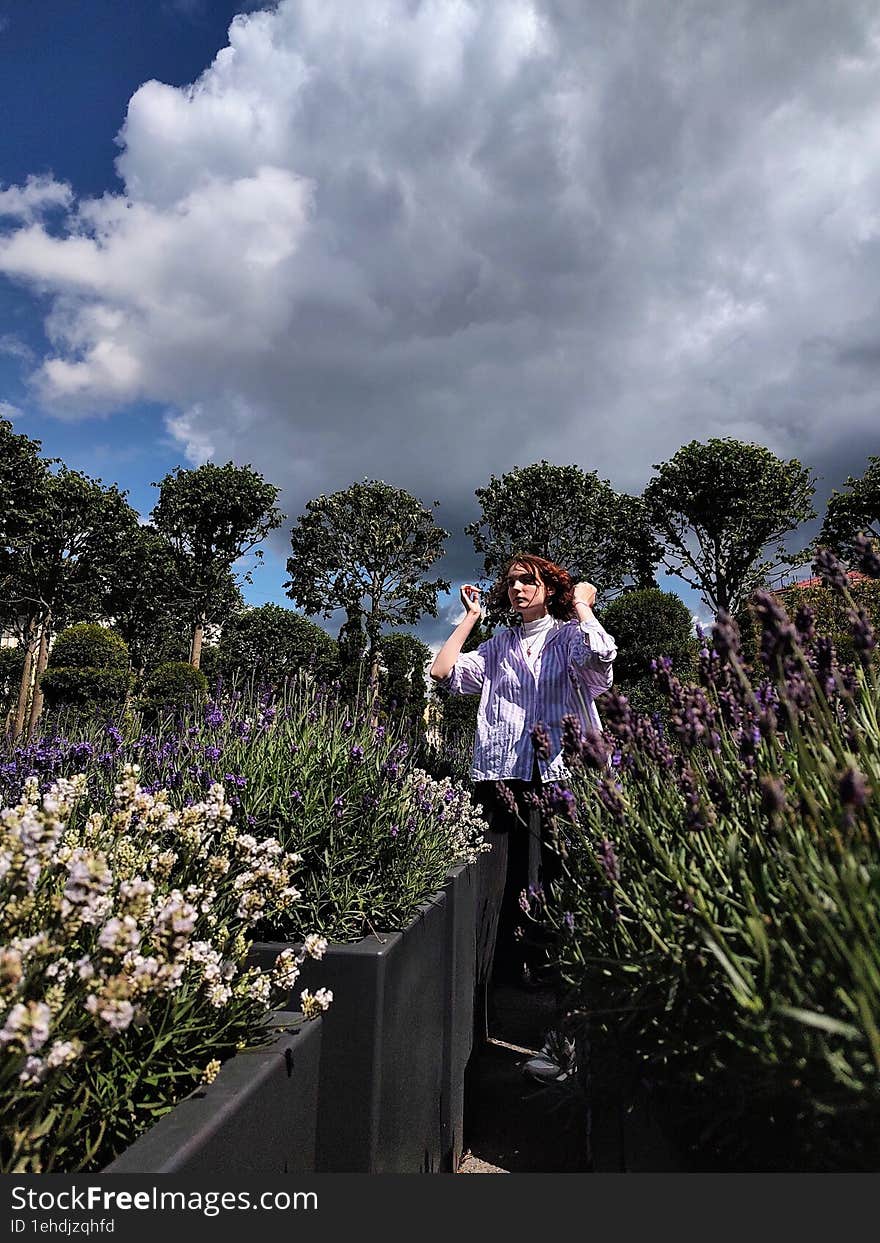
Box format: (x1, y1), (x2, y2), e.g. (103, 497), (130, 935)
(377, 633), (432, 732)
(465, 461), (659, 603)
(818, 455), (880, 564)
(151, 462), (285, 669)
(106, 524), (242, 675)
(215, 603), (339, 687)
(285, 480), (449, 704)
(0, 417), (50, 579)
(644, 438), (816, 616)
(2, 467), (140, 739)
(0, 418), (51, 737)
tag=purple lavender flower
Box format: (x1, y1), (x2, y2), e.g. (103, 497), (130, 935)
(495, 782), (519, 817)
(794, 605), (816, 645)
(759, 775), (788, 822)
(853, 532), (880, 579)
(752, 590), (798, 668)
(596, 777), (626, 825)
(548, 784), (577, 819)
(597, 837), (619, 883)
(530, 722), (551, 761)
(848, 607), (876, 666)
(602, 690), (634, 744)
(838, 765), (871, 808)
(332, 795), (346, 818)
(711, 611), (741, 664)
(580, 728), (611, 770)
(561, 714), (583, 760)
(349, 744), (365, 762)
(814, 547), (849, 594)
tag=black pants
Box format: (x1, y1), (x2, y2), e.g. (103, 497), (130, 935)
(472, 771), (562, 1035)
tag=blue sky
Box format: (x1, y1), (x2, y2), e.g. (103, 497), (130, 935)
(0, 1), (290, 603)
(2, 1), (879, 648)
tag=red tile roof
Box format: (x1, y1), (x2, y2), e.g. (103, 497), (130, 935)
(774, 570), (870, 592)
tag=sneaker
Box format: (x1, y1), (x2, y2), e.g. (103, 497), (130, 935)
(522, 1031), (577, 1083)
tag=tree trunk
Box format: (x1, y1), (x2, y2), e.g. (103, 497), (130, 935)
(368, 637), (381, 727)
(26, 619), (50, 738)
(190, 615), (205, 669)
(10, 615), (38, 744)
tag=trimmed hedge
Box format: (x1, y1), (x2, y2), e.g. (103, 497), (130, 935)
(141, 661), (209, 715)
(40, 667), (133, 712)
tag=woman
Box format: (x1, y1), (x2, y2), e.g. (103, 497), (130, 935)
(430, 554), (617, 1013)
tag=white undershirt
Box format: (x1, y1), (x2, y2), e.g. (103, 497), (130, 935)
(519, 613), (559, 673)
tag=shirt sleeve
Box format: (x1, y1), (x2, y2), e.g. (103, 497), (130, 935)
(567, 617), (617, 696)
(438, 645), (487, 695)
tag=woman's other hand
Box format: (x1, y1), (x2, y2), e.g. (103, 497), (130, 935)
(573, 581), (597, 608)
(460, 584), (482, 618)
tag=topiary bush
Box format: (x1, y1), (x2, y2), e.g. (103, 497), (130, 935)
(215, 604), (340, 688)
(600, 588), (697, 715)
(140, 660), (208, 717)
(40, 624), (133, 716)
(47, 623), (130, 672)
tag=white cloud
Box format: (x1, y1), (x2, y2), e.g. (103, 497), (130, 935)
(0, 334), (34, 363)
(1, 0), (880, 582)
(0, 400), (23, 421)
(0, 174), (73, 221)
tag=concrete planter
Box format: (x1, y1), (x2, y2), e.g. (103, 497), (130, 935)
(103, 1012), (322, 1175)
(250, 883), (462, 1173)
(438, 858), (479, 1172)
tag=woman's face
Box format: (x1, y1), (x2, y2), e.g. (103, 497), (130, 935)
(506, 562), (551, 620)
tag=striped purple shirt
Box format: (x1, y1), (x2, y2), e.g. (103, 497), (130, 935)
(440, 616), (617, 782)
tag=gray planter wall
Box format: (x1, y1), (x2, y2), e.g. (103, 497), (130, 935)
(250, 885), (458, 1173)
(439, 859), (478, 1172)
(103, 1012), (322, 1175)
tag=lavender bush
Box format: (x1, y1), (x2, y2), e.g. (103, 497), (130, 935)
(534, 551), (879, 1169)
(0, 764), (329, 1173)
(2, 674), (489, 942)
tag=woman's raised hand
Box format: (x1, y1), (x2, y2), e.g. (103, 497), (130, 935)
(573, 581), (597, 608)
(460, 583), (482, 618)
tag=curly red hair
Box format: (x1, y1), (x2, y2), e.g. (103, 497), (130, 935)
(486, 553), (576, 622)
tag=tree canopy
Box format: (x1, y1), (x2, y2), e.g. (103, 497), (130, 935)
(285, 479), (449, 700)
(0, 418), (50, 588)
(644, 438), (816, 615)
(151, 461), (284, 668)
(465, 460), (659, 602)
(1, 466), (140, 738)
(106, 524), (242, 673)
(818, 455), (880, 564)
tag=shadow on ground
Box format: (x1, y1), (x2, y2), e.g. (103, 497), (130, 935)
(458, 982), (588, 1174)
